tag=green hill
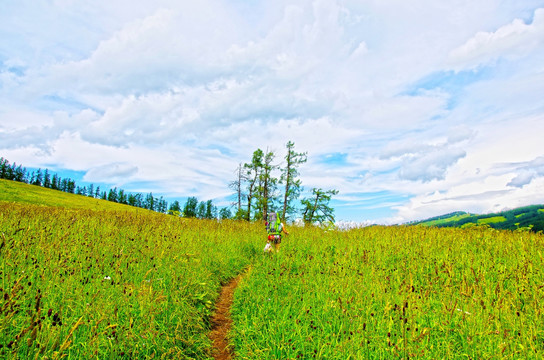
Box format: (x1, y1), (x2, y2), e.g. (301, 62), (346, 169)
(414, 204), (544, 232)
(0, 178), (149, 213)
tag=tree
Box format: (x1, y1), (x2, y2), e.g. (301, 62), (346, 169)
(219, 207), (232, 220)
(229, 163), (246, 216)
(205, 200), (217, 219)
(33, 169), (43, 186)
(244, 149), (264, 221)
(43, 169), (51, 188)
(108, 188), (118, 202)
(51, 174), (59, 190)
(281, 141), (307, 222)
(118, 189), (127, 204)
(183, 197), (198, 218)
(197, 201), (206, 219)
(144, 192), (155, 211)
(255, 148), (278, 222)
(301, 188), (339, 225)
(168, 200), (182, 216)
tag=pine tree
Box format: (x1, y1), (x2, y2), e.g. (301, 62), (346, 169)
(183, 197), (198, 217)
(281, 141), (307, 222)
(244, 149), (264, 221)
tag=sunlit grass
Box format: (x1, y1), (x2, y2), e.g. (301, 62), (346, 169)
(231, 225), (544, 359)
(0, 202), (261, 359)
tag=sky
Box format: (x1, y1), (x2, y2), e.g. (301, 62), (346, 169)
(1, 0), (544, 224)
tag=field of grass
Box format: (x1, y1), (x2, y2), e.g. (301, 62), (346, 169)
(0, 179), (147, 213)
(232, 226), (544, 359)
(420, 213), (473, 227)
(477, 216), (507, 225)
(0, 202), (261, 359)
(1, 180), (544, 359)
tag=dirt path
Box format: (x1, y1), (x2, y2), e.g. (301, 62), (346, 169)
(209, 273), (245, 360)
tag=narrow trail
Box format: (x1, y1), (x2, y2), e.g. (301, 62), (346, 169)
(209, 272), (246, 360)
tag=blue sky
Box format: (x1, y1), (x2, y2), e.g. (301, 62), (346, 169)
(1, 0), (544, 224)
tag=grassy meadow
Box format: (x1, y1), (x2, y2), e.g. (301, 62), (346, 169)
(1, 180), (544, 359)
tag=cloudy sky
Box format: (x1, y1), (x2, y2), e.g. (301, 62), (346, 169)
(1, 0), (544, 224)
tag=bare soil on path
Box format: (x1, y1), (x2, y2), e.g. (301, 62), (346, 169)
(209, 273), (245, 360)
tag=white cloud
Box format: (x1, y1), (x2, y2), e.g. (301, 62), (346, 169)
(449, 8), (544, 70)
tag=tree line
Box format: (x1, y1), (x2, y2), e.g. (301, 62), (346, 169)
(0, 157), (229, 218)
(1, 142), (338, 224)
(230, 141), (338, 224)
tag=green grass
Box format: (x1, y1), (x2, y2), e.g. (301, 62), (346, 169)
(2, 178), (544, 359)
(421, 213), (472, 226)
(477, 216), (506, 225)
(0, 183), (263, 359)
(232, 225), (544, 359)
(0, 179), (147, 213)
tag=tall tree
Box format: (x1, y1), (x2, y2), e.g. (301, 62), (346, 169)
(108, 188), (118, 202)
(43, 169), (51, 188)
(205, 199), (217, 219)
(229, 163), (246, 215)
(183, 197), (198, 218)
(301, 188), (339, 225)
(244, 149), (264, 221)
(33, 169), (43, 186)
(197, 201), (206, 219)
(256, 148), (278, 222)
(281, 141), (307, 222)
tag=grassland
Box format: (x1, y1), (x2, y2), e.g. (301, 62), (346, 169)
(0, 179), (147, 213)
(232, 226), (544, 359)
(1, 198), (261, 359)
(2, 180), (544, 358)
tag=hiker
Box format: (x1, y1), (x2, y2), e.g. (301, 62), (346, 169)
(265, 212), (289, 252)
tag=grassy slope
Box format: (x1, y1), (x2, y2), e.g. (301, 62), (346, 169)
(0, 179), (148, 213)
(0, 179), (262, 359)
(416, 204), (544, 231)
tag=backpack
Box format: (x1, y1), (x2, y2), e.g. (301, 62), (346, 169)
(266, 212), (281, 234)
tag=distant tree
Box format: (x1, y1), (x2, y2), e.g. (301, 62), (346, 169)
(43, 169), (51, 188)
(95, 186), (101, 198)
(183, 197), (198, 218)
(244, 149), (264, 221)
(233, 208), (248, 220)
(66, 179), (76, 193)
(301, 188), (339, 225)
(229, 163), (246, 216)
(108, 188), (118, 202)
(14, 165), (26, 182)
(168, 200), (182, 216)
(281, 141), (307, 222)
(219, 207), (232, 220)
(156, 196), (167, 213)
(0, 158), (7, 179)
(197, 201), (206, 219)
(88, 184), (95, 197)
(33, 169), (43, 186)
(144, 192), (155, 211)
(205, 200), (217, 219)
(118, 189), (127, 204)
(51, 174), (59, 190)
(255, 148), (278, 222)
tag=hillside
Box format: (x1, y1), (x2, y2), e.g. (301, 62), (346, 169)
(413, 204), (544, 232)
(0, 178), (150, 213)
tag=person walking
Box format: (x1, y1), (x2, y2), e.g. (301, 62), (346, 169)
(265, 212), (289, 253)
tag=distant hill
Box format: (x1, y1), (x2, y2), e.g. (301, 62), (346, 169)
(0, 178), (150, 213)
(412, 205), (544, 232)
